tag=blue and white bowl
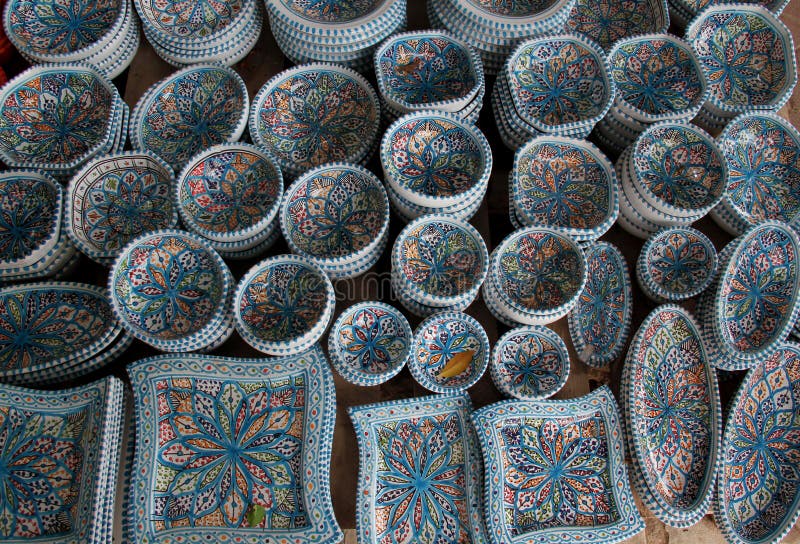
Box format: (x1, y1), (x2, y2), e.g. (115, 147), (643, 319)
(565, 0), (669, 50)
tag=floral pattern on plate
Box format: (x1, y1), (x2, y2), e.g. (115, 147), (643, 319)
(491, 326), (569, 400)
(565, 0), (665, 50)
(641, 228), (717, 299)
(465, 0), (559, 17)
(0, 173), (59, 263)
(278, 0), (382, 22)
(136, 0), (244, 37)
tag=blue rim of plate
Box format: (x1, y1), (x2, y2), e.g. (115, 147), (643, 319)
(390, 263), (476, 308)
(268, 6), (404, 49)
(392, 276), (476, 317)
(204, 218), (279, 253)
(273, 33), (377, 67)
(387, 183), (485, 223)
(134, 0), (254, 47)
(98, 16), (140, 79)
(709, 203), (748, 237)
(318, 231), (388, 280)
(470, 386), (646, 544)
(607, 103), (651, 131)
(489, 325), (570, 400)
(484, 262), (572, 326)
(567, 241), (633, 367)
(565, 0), (669, 50)
(271, 18), (400, 56)
(126, 349), (342, 544)
(328, 300), (411, 386)
(481, 281), (519, 327)
(408, 310), (490, 393)
(266, 0), (402, 36)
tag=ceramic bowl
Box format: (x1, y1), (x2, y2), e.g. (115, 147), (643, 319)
(490, 325), (570, 400)
(511, 136), (618, 241)
(267, 0), (399, 37)
(686, 5), (797, 114)
(380, 110), (492, 208)
(234, 254), (335, 356)
(67, 151), (177, 264)
(280, 162), (389, 272)
(505, 33), (614, 134)
(444, 0), (575, 37)
(131, 64), (249, 169)
(391, 214), (489, 307)
(134, 0), (246, 41)
(630, 121), (726, 218)
(608, 34), (708, 122)
(565, 0), (669, 50)
(249, 63), (380, 178)
(409, 310), (489, 393)
(328, 301), (412, 386)
(176, 143), (283, 243)
(717, 112), (800, 229)
(637, 227), (718, 302)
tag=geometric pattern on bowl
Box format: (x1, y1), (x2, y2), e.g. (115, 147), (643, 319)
(564, 0), (668, 51)
(512, 136), (617, 240)
(567, 242), (632, 368)
(470, 387), (645, 544)
(608, 34), (707, 121)
(686, 6), (797, 113)
(271, 0), (389, 24)
(328, 301), (411, 386)
(715, 343), (800, 544)
(490, 325), (570, 400)
(622, 305), (721, 527)
(348, 392), (488, 544)
(718, 112), (800, 227)
(67, 151), (177, 262)
(177, 143), (282, 243)
(506, 34), (613, 132)
(127, 349), (342, 544)
(134, 0), (244, 38)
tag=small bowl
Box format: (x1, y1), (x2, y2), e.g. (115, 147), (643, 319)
(391, 214), (489, 307)
(176, 143), (283, 243)
(506, 33), (614, 134)
(490, 325), (570, 400)
(637, 227), (718, 302)
(511, 136), (618, 241)
(234, 254), (335, 356)
(328, 301), (412, 385)
(686, 5), (797, 114)
(374, 30), (483, 113)
(409, 310), (489, 393)
(380, 110), (492, 208)
(565, 0), (669, 51)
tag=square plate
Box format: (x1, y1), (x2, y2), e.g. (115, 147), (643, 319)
(349, 392), (488, 543)
(470, 386), (644, 544)
(127, 347), (341, 544)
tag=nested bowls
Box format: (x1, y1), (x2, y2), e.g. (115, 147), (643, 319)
(234, 254), (335, 356)
(328, 301), (412, 386)
(565, 0), (669, 50)
(280, 163), (389, 279)
(490, 325), (570, 400)
(510, 136), (618, 241)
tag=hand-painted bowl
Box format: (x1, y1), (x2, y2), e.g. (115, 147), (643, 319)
(565, 0), (668, 50)
(686, 5), (797, 114)
(409, 310), (489, 393)
(490, 325), (570, 400)
(717, 112), (800, 229)
(637, 227), (718, 302)
(280, 162), (389, 270)
(374, 30), (483, 113)
(608, 34), (708, 122)
(511, 136), (618, 241)
(176, 143), (283, 243)
(267, 0), (398, 35)
(249, 63), (380, 178)
(134, 0), (245, 41)
(328, 301), (412, 386)
(67, 151), (177, 264)
(234, 254), (335, 356)
(391, 214), (489, 307)
(380, 110), (492, 208)
(506, 33), (614, 134)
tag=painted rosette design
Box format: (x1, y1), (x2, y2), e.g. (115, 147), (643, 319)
(565, 0), (668, 51)
(134, 0), (245, 38)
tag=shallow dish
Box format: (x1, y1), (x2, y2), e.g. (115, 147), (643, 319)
(565, 0), (669, 50)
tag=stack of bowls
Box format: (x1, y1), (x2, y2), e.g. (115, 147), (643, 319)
(564, 0), (669, 51)
(616, 121), (727, 239)
(134, 0), (262, 66)
(265, 0), (405, 72)
(711, 112), (800, 236)
(374, 30), (485, 124)
(493, 34), (613, 149)
(596, 33), (708, 154)
(483, 227), (587, 326)
(250, 63), (380, 180)
(4, 0), (140, 78)
(686, 5), (796, 133)
(669, 0), (789, 30)
(428, 0), (576, 75)
(380, 111), (492, 222)
(0, 170), (79, 283)
(280, 163), (390, 279)
(391, 214), (488, 317)
(0, 63), (128, 179)
(509, 136), (618, 241)
(176, 143), (284, 260)
(109, 230), (236, 352)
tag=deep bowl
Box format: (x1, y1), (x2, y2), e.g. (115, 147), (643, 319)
(565, 0), (669, 51)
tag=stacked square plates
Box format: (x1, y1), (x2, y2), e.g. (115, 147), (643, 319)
(4, 0), (140, 78)
(134, 0), (262, 66)
(266, 0), (406, 73)
(428, 0), (576, 75)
